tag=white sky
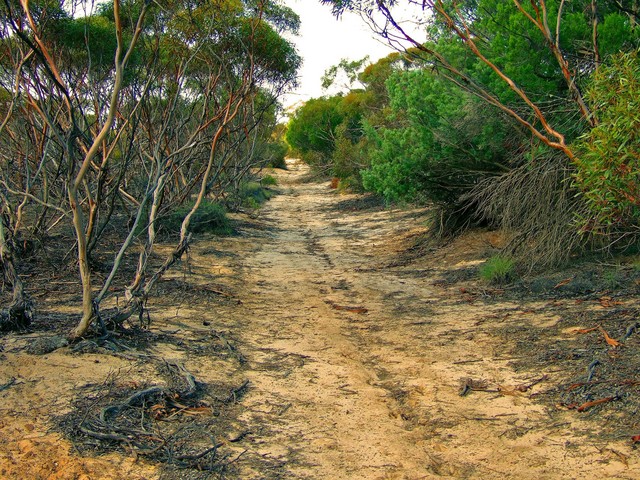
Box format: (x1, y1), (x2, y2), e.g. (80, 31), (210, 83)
(280, 0), (420, 110)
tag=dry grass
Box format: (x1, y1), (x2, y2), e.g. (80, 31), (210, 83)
(468, 153), (589, 269)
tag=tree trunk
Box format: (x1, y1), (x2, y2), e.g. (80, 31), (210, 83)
(68, 188), (95, 340)
(0, 220), (32, 332)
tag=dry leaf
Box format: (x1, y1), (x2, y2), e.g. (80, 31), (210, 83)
(567, 383), (586, 391)
(576, 396), (616, 412)
(599, 296), (622, 308)
(599, 326), (622, 348)
(554, 278), (572, 288)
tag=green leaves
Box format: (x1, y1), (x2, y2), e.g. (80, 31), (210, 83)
(573, 50), (640, 235)
(362, 67), (513, 206)
(286, 96), (345, 161)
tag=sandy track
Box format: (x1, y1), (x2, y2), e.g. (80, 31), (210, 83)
(2, 158), (637, 479)
(204, 159), (637, 479)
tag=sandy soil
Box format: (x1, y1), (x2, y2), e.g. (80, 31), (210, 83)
(1, 158), (639, 479)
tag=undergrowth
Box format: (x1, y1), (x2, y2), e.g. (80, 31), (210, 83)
(480, 255), (516, 284)
(158, 201), (232, 236)
(239, 181), (274, 209)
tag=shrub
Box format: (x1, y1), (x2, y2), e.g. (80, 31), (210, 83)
(264, 141), (288, 169)
(157, 201), (231, 236)
(361, 69), (517, 236)
(261, 174), (278, 186)
(469, 152), (589, 268)
(479, 255), (516, 284)
(238, 181), (273, 209)
(573, 50), (640, 239)
(286, 96), (344, 161)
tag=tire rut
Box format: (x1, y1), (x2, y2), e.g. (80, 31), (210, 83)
(213, 159), (638, 479)
(231, 165), (427, 479)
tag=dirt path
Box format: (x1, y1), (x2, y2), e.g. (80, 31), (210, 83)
(2, 158), (638, 479)
(191, 159), (637, 479)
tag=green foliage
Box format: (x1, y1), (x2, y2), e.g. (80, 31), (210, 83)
(362, 68), (514, 209)
(479, 256), (516, 284)
(312, 1), (640, 259)
(286, 96), (344, 165)
(242, 16), (301, 85)
(238, 181), (273, 209)
(573, 51), (640, 236)
(158, 201), (231, 236)
(261, 174), (278, 186)
(321, 56), (369, 91)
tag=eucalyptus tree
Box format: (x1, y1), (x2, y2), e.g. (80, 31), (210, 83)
(0, 0), (300, 337)
(323, 0), (638, 158)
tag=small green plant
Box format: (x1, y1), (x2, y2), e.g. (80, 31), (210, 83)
(157, 201), (231, 236)
(238, 181), (274, 209)
(261, 174), (278, 186)
(479, 255), (516, 284)
(602, 269), (623, 289)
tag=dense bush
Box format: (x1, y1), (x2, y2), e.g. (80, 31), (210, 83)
(287, 0), (640, 265)
(285, 96), (344, 166)
(362, 68), (518, 233)
(573, 50), (640, 239)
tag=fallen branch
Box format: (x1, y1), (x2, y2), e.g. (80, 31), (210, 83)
(586, 359), (600, 382)
(621, 322), (640, 342)
(0, 377), (17, 392)
(100, 386), (164, 422)
(325, 300), (368, 314)
(176, 443), (223, 462)
(459, 377), (496, 396)
(499, 374), (549, 395)
(223, 380), (249, 404)
(576, 395), (618, 412)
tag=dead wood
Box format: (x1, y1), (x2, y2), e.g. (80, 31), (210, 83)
(100, 386), (164, 422)
(621, 322), (640, 342)
(0, 240), (33, 332)
(212, 330), (247, 364)
(222, 379), (249, 404)
(459, 377), (493, 396)
(0, 377), (17, 392)
(61, 365), (252, 473)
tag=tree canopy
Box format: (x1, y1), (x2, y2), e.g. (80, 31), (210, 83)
(285, 0), (640, 263)
(0, 0), (300, 335)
